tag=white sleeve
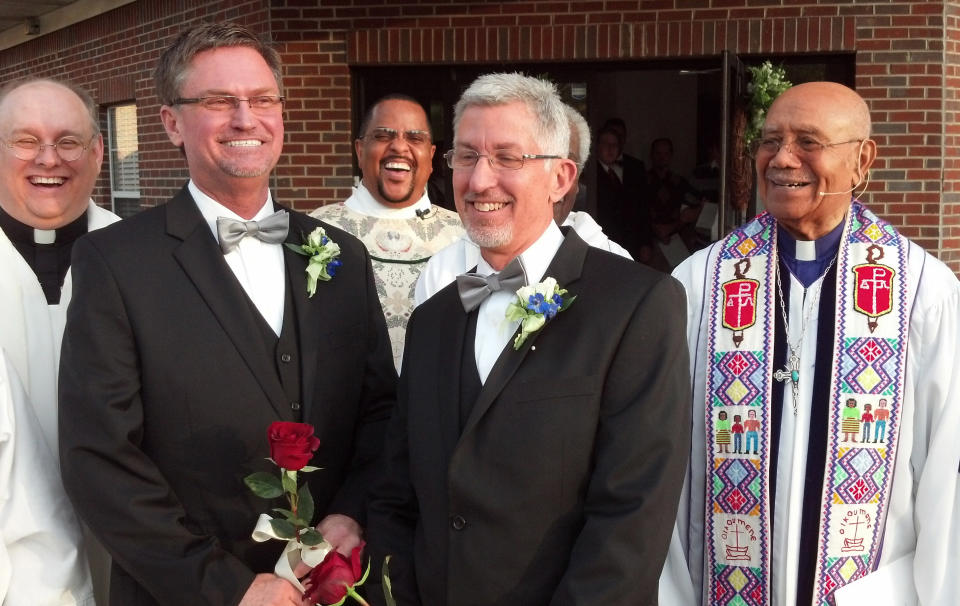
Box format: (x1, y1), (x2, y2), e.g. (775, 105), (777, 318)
(837, 259), (960, 606)
(0, 355), (93, 606)
(907, 272), (960, 606)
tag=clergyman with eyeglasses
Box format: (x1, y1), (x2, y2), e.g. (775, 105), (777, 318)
(310, 94), (463, 371)
(366, 72), (691, 605)
(666, 81), (960, 605)
(0, 76), (115, 605)
(58, 22), (396, 606)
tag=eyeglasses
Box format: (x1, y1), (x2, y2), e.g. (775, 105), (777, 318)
(749, 136), (862, 159)
(362, 127), (431, 146)
(444, 149), (561, 171)
(2, 135), (97, 162)
(173, 95), (285, 112)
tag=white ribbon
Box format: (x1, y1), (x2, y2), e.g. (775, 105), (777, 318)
(251, 513), (334, 591)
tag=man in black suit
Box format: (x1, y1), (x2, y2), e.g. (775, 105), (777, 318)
(591, 123), (650, 260)
(59, 23), (396, 606)
(368, 73), (690, 605)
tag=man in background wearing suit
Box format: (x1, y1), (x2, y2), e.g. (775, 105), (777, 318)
(368, 72), (690, 605)
(591, 122), (650, 261)
(59, 23), (395, 606)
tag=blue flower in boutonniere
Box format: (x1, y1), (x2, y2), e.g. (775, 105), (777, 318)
(286, 227), (342, 297)
(504, 277), (576, 350)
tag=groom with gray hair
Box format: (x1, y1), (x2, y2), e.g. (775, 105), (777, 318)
(368, 72), (690, 605)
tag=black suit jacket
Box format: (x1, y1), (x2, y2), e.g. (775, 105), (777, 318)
(59, 186), (396, 605)
(368, 229), (690, 606)
(591, 154), (650, 256)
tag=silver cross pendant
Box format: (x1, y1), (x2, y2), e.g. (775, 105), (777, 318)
(773, 352), (801, 415)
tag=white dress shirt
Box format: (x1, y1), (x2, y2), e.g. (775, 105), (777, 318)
(473, 222), (564, 383)
(190, 181), (285, 335)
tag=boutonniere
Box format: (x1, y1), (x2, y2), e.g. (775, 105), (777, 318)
(287, 227), (342, 297)
(504, 277), (576, 350)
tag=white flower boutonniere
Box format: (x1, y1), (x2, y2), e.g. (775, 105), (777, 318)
(504, 277), (575, 350)
(286, 227), (342, 297)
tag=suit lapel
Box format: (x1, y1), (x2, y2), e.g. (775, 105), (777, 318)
(284, 211), (323, 417)
(461, 229), (590, 436)
(438, 291), (468, 462)
(166, 186), (290, 418)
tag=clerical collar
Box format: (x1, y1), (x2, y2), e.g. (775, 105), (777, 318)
(0, 202), (88, 246)
(344, 183), (432, 219)
(777, 220), (844, 288)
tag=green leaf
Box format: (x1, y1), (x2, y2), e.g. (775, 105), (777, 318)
(298, 482), (315, 527)
(244, 472), (283, 499)
(299, 465), (322, 473)
(281, 472), (298, 495)
(382, 556), (397, 606)
(299, 528), (324, 546)
(269, 518), (297, 539)
(285, 242), (307, 256)
(272, 507), (295, 519)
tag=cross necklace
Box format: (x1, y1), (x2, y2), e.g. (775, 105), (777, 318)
(774, 254), (837, 415)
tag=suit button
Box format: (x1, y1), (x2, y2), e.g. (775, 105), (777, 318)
(450, 515), (466, 531)
(280, 353), (292, 363)
(290, 402), (301, 411)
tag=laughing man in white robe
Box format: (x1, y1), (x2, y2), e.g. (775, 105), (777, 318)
(311, 95), (462, 370)
(0, 78), (118, 605)
(666, 82), (960, 605)
(0, 79), (119, 459)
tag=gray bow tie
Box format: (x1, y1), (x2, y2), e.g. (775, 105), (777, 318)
(456, 256), (527, 313)
(216, 210), (289, 254)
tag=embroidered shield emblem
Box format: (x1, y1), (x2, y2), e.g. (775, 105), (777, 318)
(722, 278), (759, 332)
(852, 263), (894, 333)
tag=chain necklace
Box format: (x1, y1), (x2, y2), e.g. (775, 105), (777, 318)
(774, 254), (837, 416)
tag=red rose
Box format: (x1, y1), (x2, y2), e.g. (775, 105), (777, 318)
(303, 542), (366, 605)
(267, 421), (320, 471)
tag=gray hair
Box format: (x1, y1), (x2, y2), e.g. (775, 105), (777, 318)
(563, 104), (590, 172)
(153, 22), (283, 106)
(0, 77), (100, 135)
(453, 72), (569, 158)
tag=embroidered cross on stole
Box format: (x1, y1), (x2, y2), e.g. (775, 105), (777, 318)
(702, 201), (909, 605)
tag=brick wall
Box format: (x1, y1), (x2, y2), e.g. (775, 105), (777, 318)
(943, 2), (960, 269)
(0, 0), (957, 271)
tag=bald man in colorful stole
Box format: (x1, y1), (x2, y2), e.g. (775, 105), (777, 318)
(667, 82), (960, 605)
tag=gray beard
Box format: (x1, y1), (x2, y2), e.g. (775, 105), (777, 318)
(465, 221), (513, 249)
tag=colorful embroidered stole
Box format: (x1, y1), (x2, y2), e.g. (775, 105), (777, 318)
(703, 202), (908, 605)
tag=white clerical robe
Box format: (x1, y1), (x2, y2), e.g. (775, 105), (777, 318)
(665, 238), (960, 606)
(0, 350), (93, 605)
(311, 185), (464, 370)
(0, 201), (120, 460)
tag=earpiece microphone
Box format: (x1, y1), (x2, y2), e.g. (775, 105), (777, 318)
(818, 170), (870, 197)
(819, 140), (869, 197)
